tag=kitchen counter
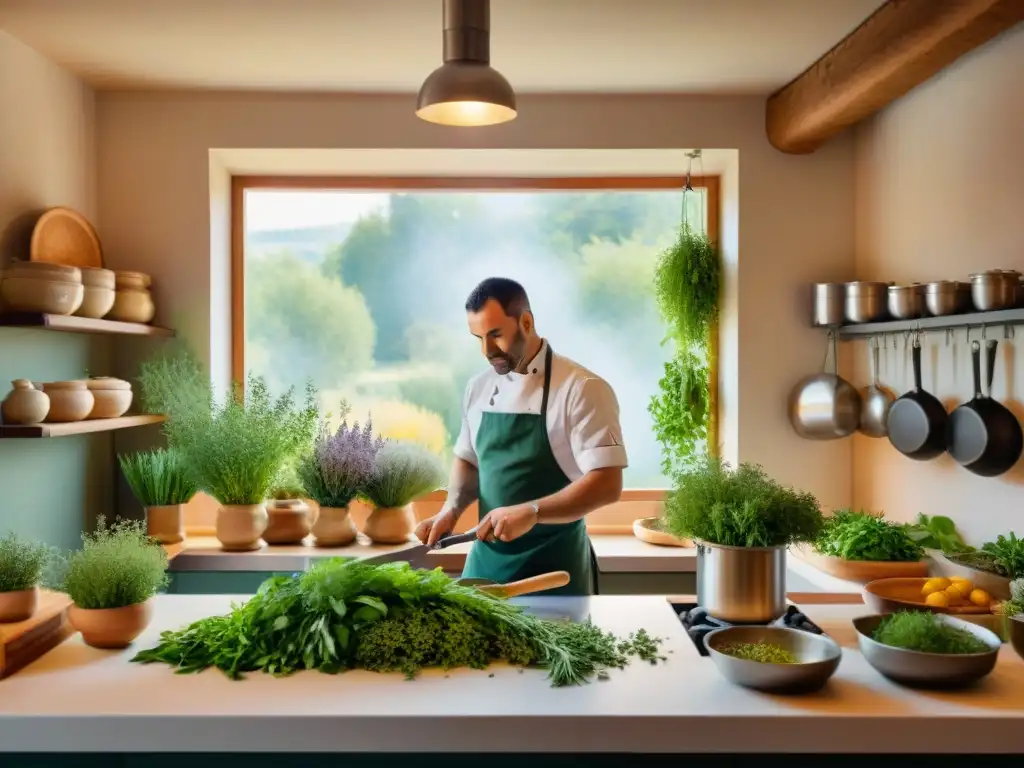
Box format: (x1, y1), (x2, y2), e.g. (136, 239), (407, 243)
(2, 595), (1022, 753)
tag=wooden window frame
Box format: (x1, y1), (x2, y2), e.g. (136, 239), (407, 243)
(222, 174), (720, 534)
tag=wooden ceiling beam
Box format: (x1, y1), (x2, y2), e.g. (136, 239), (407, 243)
(766, 0), (1024, 155)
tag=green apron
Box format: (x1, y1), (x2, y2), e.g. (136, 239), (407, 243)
(462, 345), (598, 596)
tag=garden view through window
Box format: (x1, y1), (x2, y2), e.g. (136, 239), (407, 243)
(242, 181), (709, 489)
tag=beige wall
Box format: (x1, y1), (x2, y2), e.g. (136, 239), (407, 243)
(0, 32), (114, 549)
(853, 25), (1024, 543)
(95, 91), (856, 509)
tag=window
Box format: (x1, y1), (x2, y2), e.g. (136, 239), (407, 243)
(235, 177), (718, 491)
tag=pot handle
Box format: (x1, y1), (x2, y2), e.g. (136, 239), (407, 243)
(985, 339), (999, 398)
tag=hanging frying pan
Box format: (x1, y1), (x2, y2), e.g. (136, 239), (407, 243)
(946, 339), (1023, 477)
(886, 335), (947, 460)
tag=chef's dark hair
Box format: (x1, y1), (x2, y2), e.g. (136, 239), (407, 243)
(465, 277), (532, 319)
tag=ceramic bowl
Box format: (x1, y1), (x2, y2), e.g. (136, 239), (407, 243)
(41, 380), (94, 422)
(75, 266), (116, 318)
(84, 377), (132, 419)
(0, 262), (84, 315)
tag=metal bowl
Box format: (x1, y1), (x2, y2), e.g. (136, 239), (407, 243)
(853, 613), (1000, 689)
(1010, 615), (1024, 662)
(705, 625), (842, 694)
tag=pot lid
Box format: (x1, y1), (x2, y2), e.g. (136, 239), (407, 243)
(85, 377), (131, 391)
(42, 380), (88, 391)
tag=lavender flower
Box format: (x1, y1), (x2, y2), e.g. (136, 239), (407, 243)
(298, 415), (386, 508)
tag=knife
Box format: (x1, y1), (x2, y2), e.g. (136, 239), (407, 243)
(359, 526), (480, 567)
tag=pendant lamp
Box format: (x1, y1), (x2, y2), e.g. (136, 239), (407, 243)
(416, 0), (517, 127)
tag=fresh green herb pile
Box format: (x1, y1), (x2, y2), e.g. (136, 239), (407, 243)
(904, 514), (972, 555)
(119, 448), (198, 507)
(662, 455), (824, 548)
(872, 611), (989, 655)
(55, 518), (169, 610)
(718, 642), (796, 664)
(132, 560), (663, 687)
(814, 509), (923, 562)
(1001, 578), (1024, 617)
(948, 533), (1024, 580)
(361, 440), (446, 509)
(648, 351), (710, 475)
(0, 532), (55, 593)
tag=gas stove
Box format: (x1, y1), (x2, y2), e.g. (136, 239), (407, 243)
(670, 602), (826, 656)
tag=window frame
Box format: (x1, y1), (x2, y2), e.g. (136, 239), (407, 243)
(229, 174), (720, 532)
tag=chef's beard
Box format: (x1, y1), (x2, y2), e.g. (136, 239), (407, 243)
(488, 329), (527, 375)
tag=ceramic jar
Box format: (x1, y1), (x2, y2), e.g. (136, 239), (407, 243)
(68, 600), (153, 649)
(263, 499), (312, 545)
(41, 381), (94, 422)
(146, 504), (185, 545)
(216, 503), (268, 551)
(362, 505), (416, 544)
(1, 379), (50, 425)
(109, 270), (155, 324)
(312, 506), (358, 547)
(0, 261), (83, 315)
(85, 377), (133, 419)
(74, 266), (116, 319)
(0, 586), (39, 623)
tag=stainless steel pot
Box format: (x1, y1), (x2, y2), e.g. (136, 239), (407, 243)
(969, 270), (1017, 312)
(843, 281), (888, 324)
(789, 330), (861, 439)
(696, 541), (787, 623)
(811, 282), (845, 327)
(887, 284), (923, 320)
(923, 280), (963, 316)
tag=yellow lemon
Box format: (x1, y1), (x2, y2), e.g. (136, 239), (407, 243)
(922, 577), (951, 596)
(969, 589), (992, 608)
(951, 577), (974, 594)
(925, 591), (950, 608)
(943, 585), (965, 604)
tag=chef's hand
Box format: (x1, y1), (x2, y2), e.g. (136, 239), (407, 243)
(415, 508), (459, 546)
(477, 504), (539, 543)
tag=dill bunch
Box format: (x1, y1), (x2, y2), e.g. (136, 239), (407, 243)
(872, 611), (989, 655)
(132, 559), (662, 687)
(0, 532), (56, 592)
(56, 518), (169, 609)
(119, 448), (198, 507)
(653, 226), (720, 349)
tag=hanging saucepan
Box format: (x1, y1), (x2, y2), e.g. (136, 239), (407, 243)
(946, 339), (1023, 477)
(858, 336), (894, 438)
(789, 330), (861, 439)
(886, 333), (947, 460)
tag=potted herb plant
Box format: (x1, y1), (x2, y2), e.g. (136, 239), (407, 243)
(361, 440), (446, 544)
(118, 448), (197, 545)
(804, 508), (928, 583)
(57, 518), (169, 648)
(137, 349), (319, 552)
(297, 414), (383, 547)
(0, 532), (55, 623)
(264, 460), (311, 546)
(662, 454), (824, 623)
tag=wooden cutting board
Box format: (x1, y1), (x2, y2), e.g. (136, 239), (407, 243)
(30, 207), (104, 268)
(0, 590), (73, 679)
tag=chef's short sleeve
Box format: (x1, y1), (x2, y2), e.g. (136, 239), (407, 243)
(453, 381), (478, 466)
(567, 376), (628, 474)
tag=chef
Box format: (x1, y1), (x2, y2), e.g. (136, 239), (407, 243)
(415, 277), (627, 596)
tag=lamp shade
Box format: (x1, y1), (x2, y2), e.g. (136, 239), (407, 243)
(416, 61), (517, 127)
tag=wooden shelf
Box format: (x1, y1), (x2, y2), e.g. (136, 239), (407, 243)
(833, 307), (1024, 339)
(0, 413), (166, 438)
(0, 312), (174, 337)
(0, 590), (73, 679)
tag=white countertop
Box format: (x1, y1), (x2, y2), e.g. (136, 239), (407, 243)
(2, 595), (1022, 753)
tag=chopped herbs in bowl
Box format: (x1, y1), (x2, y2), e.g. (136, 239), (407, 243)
(871, 611), (990, 654)
(704, 626), (842, 693)
(718, 642), (796, 664)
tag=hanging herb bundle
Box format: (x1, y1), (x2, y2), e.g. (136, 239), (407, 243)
(132, 559), (664, 687)
(649, 172), (721, 473)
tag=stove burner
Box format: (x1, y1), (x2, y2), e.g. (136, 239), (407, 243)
(671, 603), (826, 656)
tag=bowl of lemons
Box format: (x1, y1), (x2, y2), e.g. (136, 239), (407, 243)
(863, 576), (994, 615)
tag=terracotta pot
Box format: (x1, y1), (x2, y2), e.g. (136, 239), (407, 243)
(146, 504), (185, 544)
(312, 505), (358, 547)
(216, 503), (268, 551)
(363, 505), (416, 544)
(0, 586), (39, 623)
(1, 379), (50, 425)
(109, 271), (154, 324)
(85, 377), (133, 419)
(41, 380), (94, 422)
(264, 499), (312, 545)
(74, 266), (115, 319)
(0, 261), (83, 315)
(69, 600), (153, 649)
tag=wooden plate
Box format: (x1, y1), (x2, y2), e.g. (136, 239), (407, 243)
(862, 577), (993, 615)
(796, 546), (929, 583)
(632, 517), (693, 548)
(30, 207), (103, 268)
